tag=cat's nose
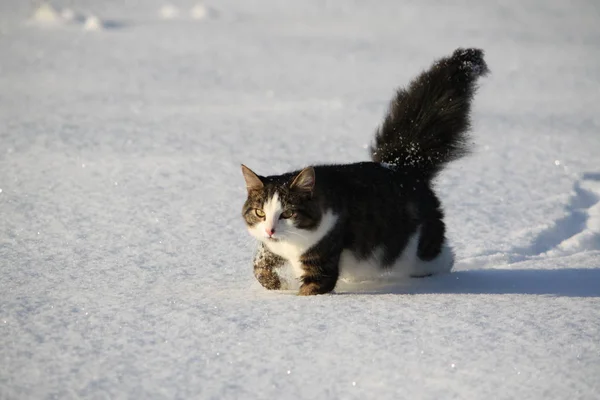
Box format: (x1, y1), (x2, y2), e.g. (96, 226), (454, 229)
(265, 228), (275, 237)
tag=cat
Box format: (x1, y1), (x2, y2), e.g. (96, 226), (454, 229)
(241, 48), (489, 295)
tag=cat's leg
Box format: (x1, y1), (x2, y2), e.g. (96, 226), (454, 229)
(411, 190), (454, 277)
(412, 219), (454, 277)
(253, 243), (285, 290)
(298, 253), (340, 296)
(415, 189), (446, 261)
(417, 217), (445, 261)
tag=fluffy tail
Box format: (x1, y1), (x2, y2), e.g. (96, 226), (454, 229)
(370, 48), (489, 179)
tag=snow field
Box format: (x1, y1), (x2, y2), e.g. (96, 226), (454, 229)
(1, 0), (599, 399)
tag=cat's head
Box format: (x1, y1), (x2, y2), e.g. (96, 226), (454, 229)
(241, 164), (322, 244)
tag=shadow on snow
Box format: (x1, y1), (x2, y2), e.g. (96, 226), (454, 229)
(337, 268), (600, 297)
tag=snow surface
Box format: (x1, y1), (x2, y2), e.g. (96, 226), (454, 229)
(1, 0), (600, 399)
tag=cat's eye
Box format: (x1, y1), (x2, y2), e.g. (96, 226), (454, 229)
(255, 209), (265, 218)
(280, 210), (294, 219)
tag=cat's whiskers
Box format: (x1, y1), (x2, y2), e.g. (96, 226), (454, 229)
(284, 230), (309, 241)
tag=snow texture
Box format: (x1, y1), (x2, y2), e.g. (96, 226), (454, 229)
(1, 0), (600, 399)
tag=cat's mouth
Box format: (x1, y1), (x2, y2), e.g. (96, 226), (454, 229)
(266, 237), (280, 242)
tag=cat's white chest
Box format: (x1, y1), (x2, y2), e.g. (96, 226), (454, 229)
(264, 240), (306, 279)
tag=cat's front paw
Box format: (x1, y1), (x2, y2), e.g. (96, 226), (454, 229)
(299, 282), (333, 296)
(255, 268), (281, 290)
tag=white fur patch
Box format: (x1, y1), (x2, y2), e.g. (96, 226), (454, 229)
(338, 229), (454, 283)
(262, 192), (282, 236)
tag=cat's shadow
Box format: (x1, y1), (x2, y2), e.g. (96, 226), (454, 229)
(336, 268), (600, 297)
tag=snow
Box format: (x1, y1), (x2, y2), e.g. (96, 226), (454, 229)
(190, 4), (211, 21)
(159, 5), (180, 20)
(31, 3), (61, 24)
(1, 0), (599, 398)
(83, 16), (103, 32)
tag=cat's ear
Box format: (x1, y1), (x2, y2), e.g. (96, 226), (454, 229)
(290, 167), (315, 193)
(241, 164), (264, 192)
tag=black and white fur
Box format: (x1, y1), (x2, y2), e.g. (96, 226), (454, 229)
(241, 48), (489, 295)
